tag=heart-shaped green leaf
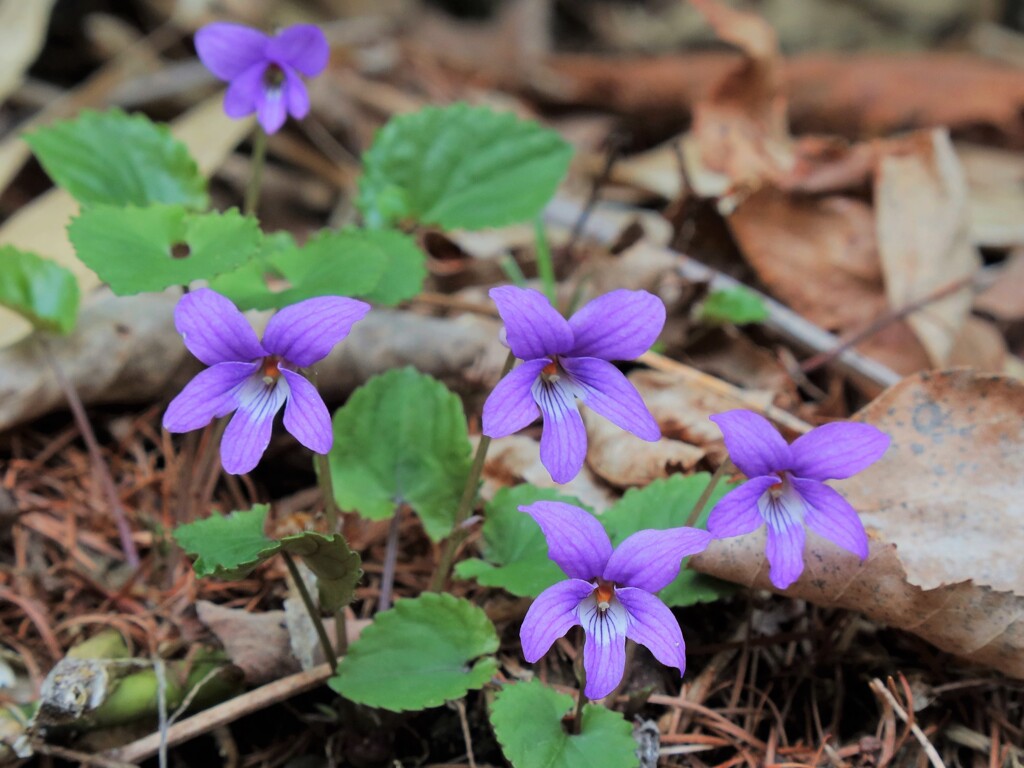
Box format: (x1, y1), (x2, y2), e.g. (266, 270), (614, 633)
(26, 109), (207, 209)
(329, 593), (498, 711)
(490, 680), (637, 768)
(358, 103), (572, 230)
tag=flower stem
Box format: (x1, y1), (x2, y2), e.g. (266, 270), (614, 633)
(686, 459), (733, 528)
(573, 671), (588, 735)
(533, 216), (557, 305)
(429, 351), (517, 592)
(281, 551), (338, 671)
(243, 127), (267, 217)
(311, 450), (348, 655)
(37, 337), (139, 568)
(378, 509), (402, 612)
(313, 452), (339, 533)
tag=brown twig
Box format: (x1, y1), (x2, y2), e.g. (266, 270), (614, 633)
(869, 678), (945, 768)
(104, 664), (333, 763)
(36, 337), (139, 568)
(799, 275), (976, 375)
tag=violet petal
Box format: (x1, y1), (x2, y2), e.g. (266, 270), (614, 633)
(280, 368), (332, 454)
(603, 527), (712, 593)
(709, 410), (792, 478)
(223, 62), (265, 118)
(520, 500), (612, 581)
(567, 289), (665, 360)
(282, 66), (310, 119)
(534, 378), (587, 483)
(580, 594), (628, 699)
(561, 356), (660, 441)
(262, 295), (370, 367)
(162, 362), (256, 433)
(519, 578), (593, 662)
(706, 475), (780, 538)
(481, 358), (546, 438)
(616, 587), (686, 674)
(489, 286), (573, 360)
(265, 24), (329, 76)
(256, 87), (288, 134)
(788, 422), (890, 481)
(175, 288), (265, 366)
(762, 498), (806, 589)
(219, 377), (290, 474)
(195, 23), (268, 81)
(791, 477), (869, 559)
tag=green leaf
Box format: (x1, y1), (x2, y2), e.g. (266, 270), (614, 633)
(0, 246), (80, 334)
(210, 228), (426, 310)
(357, 103), (573, 230)
(68, 205), (262, 294)
(173, 506), (275, 579)
(174, 508), (362, 610)
(328, 593), (498, 711)
(454, 485), (587, 598)
(328, 368), (472, 541)
(490, 680), (637, 768)
(207, 230), (295, 309)
(279, 532), (362, 613)
(601, 474), (736, 607)
(26, 109), (207, 209)
(698, 286), (769, 325)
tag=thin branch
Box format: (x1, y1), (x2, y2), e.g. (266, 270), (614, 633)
(37, 337), (139, 567)
(869, 678), (946, 768)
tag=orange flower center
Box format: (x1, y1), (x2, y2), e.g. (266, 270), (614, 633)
(540, 358), (561, 383)
(261, 355), (282, 385)
(594, 578), (615, 611)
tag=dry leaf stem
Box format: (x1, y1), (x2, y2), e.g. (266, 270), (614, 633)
(282, 551), (338, 672)
(869, 678), (946, 768)
(430, 350), (517, 591)
(37, 336), (139, 567)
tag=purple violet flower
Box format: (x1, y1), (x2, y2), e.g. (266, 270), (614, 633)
(195, 23), (329, 135)
(482, 286), (666, 483)
(163, 288), (369, 475)
(707, 410), (890, 590)
(519, 501), (711, 699)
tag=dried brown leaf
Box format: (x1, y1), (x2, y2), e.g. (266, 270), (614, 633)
(875, 130), (980, 367)
(975, 249), (1024, 321)
(693, 370), (1024, 679)
(582, 406), (704, 489)
(728, 188), (886, 331)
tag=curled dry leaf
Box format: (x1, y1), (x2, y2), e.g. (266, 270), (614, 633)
(692, 370), (1024, 679)
(541, 53), (1024, 147)
(975, 249), (1024, 322)
(480, 434), (617, 513)
(874, 130), (980, 367)
(582, 405), (704, 489)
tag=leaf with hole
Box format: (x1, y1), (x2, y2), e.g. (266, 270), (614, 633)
(328, 593), (499, 711)
(454, 485), (588, 598)
(0, 246), (79, 334)
(328, 368), (472, 541)
(601, 474), (736, 607)
(490, 680), (636, 768)
(357, 103), (573, 230)
(26, 109), (208, 209)
(68, 205), (262, 294)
